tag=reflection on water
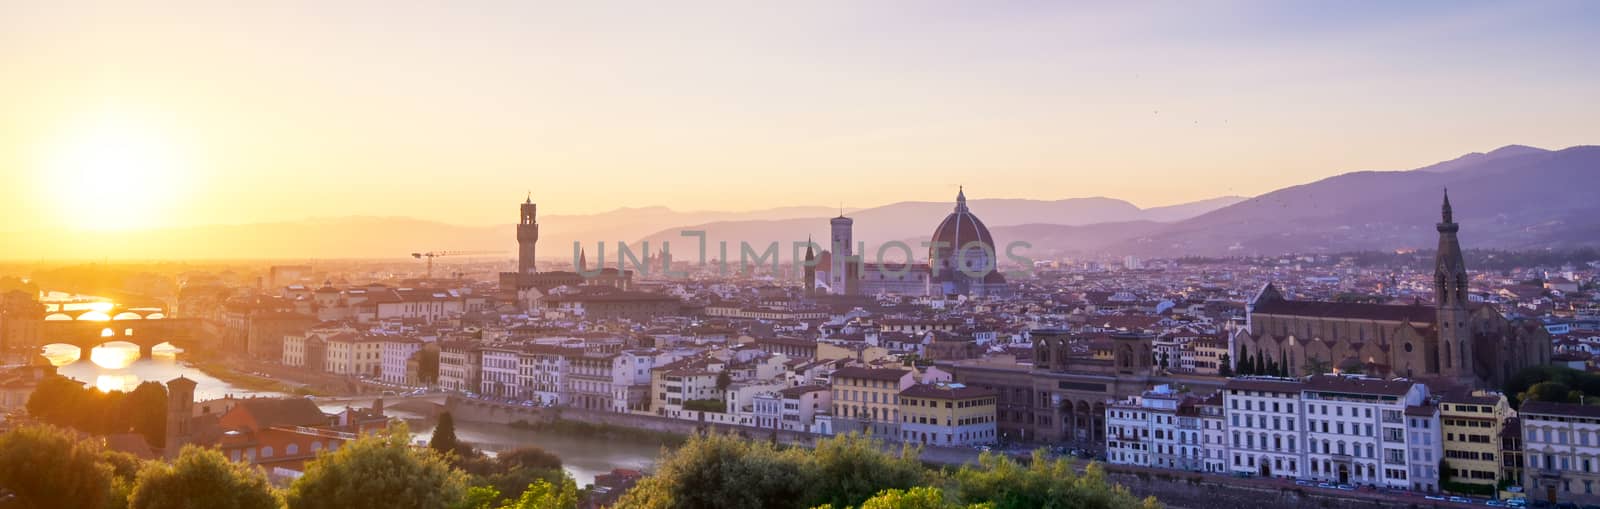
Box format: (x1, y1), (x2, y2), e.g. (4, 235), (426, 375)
(43, 342), (281, 399)
(407, 415), (667, 486)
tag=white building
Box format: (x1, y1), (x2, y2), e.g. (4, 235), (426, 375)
(379, 336), (424, 385)
(1223, 377), (1306, 479)
(1522, 401), (1600, 504)
(1405, 403), (1443, 492)
(1198, 392), (1230, 473)
(1106, 385), (1204, 471)
(324, 334), (383, 377)
(519, 345), (572, 405)
(1300, 376), (1427, 490)
(480, 347), (521, 398)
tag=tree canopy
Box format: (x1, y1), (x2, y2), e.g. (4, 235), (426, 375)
(0, 424), (115, 509)
(26, 377), (167, 448)
(616, 433), (1155, 509)
(286, 424), (468, 509)
(128, 445), (279, 509)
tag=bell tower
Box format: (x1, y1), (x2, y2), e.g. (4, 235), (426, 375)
(518, 194), (539, 275)
(1435, 189), (1473, 381)
(164, 376), (196, 459)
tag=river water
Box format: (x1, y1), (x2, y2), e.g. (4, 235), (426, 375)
(35, 291), (664, 485)
(40, 344), (664, 486)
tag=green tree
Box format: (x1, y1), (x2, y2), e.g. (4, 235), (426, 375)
(855, 487), (991, 509)
(616, 432), (812, 509)
(1218, 354), (1233, 377)
(123, 382), (168, 449)
(500, 478), (579, 509)
(286, 424), (468, 509)
(716, 370), (733, 392)
(1523, 381), (1577, 404)
(1158, 352), (1169, 370)
(495, 447), (562, 472)
(0, 424), (115, 509)
(807, 433), (927, 509)
(452, 486), (502, 509)
(1302, 356), (1331, 376)
(951, 451), (1160, 509)
(128, 445), (279, 509)
(432, 412), (464, 458)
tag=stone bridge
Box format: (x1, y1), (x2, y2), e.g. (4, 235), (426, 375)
(40, 317), (198, 358)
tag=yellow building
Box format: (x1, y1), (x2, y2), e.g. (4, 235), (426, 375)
(897, 383), (997, 446)
(1440, 391), (1511, 487)
(830, 366), (914, 436)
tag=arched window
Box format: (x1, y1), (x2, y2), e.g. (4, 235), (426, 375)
(311, 441), (322, 451)
(261, 446), (273, 458)
(287, 444), (299, 456)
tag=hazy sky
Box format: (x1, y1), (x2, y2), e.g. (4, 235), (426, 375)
(2, 1), (1598, 231)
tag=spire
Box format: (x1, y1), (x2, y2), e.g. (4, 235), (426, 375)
(579, 248), (587, 270)
(525, 191), (531, 204)
(1441, 187), (1453, 224)
(805, 235), (815, 259)
(955, 186), (968, 213)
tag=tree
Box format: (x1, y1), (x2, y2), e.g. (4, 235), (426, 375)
(716, 370), (733, 392)
(1236, 346), (1251, 375)
(1302, 356), (1331, 376)
(951, 451), (1160, 509)
(495, 447), (562, 472)
(1523, 381), (1578, 404)
(0, 424), (115, 509)
(123, 382), (168, 449)
(128, 445), (279, 509)
(1158, 352), (1169, 370)
(806, 433), (927, 509)
(500, 478), (579, 509)
(1218, 354), (1233, 377)
(616, 432), (813, 509)
(286, 424), (468, 509)
(432, 412), (464, 458)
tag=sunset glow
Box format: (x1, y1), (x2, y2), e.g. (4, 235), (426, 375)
(35, 108), (189, 231)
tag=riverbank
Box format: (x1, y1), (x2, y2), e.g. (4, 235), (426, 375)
(508, 417), (688, 447)
(181, 349), (322, 396)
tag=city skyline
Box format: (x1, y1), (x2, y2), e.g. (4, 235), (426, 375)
(3, 1), (1599, 232)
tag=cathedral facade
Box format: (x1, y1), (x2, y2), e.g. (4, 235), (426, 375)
(1234, 192), (1551, 389)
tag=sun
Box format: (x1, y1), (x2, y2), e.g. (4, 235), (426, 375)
(39, 109), (188, 231)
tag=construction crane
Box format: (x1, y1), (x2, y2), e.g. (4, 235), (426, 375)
(410, 250), (503, 278)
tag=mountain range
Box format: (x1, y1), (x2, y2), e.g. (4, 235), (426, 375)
(2, 144), (1594, 261)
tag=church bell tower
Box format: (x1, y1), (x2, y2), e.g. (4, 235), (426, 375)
(518, 194), (539, 275)
(1435, 189), (1473, 381)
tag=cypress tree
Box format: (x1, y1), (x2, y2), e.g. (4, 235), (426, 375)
(430, 412), (460, 458)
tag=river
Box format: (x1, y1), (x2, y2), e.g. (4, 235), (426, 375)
(40, 343), (664, 486)
(34, 291), (664, 485)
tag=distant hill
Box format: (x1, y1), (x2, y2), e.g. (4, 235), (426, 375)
(632, 196), (1246, 261)
(1112, 145), (1600, 256)
(9, 143), (1597, 261)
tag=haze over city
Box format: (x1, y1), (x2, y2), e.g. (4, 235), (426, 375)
(4, 1), (1599, 234)
(5, 3), (1600, 509)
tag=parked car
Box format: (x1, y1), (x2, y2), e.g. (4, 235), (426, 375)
(1486, 501), (1504, 507)
(1426, 495), (1447, 501)
(1336, 485), (1355, 491)
(1295, 480), (1312, 487)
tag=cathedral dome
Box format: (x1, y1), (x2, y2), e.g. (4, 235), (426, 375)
(928, 187), (995, 256)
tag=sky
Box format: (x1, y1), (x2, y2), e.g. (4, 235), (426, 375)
(2, 0), (1598, 232)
